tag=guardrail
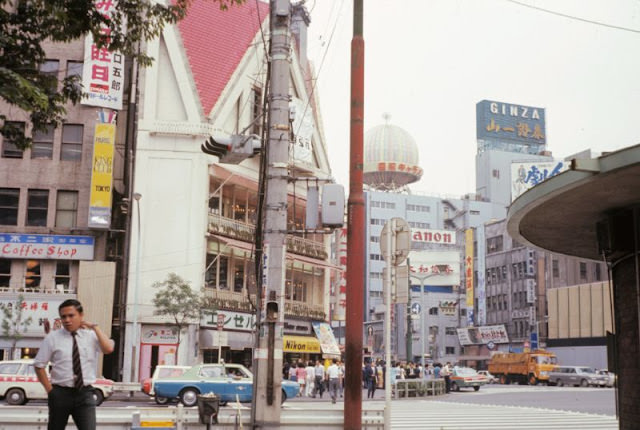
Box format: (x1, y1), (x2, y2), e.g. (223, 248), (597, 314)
(0, 404), (384, 429)
(393, 378), (446, 399)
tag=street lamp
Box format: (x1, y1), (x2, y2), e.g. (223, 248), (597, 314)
(131, 192), (142, 382)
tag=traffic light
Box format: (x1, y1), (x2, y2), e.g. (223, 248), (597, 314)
(201, 134), (261, 164)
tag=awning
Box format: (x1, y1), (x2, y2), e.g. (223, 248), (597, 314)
(283, 335), (321, 354)
(286, 254), (342, 271)
(200, 329), (254, 350)
(208, 234), (255, 252)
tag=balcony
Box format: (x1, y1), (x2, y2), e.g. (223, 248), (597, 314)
(202, 288), (325, 321)
(0, 285), (76, 295)
(208, 213), (327, 260)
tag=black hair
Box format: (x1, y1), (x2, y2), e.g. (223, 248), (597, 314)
(59, 299), (83, 314)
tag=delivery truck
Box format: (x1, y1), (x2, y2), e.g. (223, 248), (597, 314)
(488, 350), (557, 385)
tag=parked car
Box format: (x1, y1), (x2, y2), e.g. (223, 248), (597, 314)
(141, 365), (190, 405)
(450, 367), (487, 392)
(153, 363), (300, 406)
(595, 369), (617, 387)
(548, 366), (608, 387)
(0, 359), (113, 405)
(477, 370), (497, 384)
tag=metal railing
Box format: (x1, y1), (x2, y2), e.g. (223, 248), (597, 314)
(0, 404), (384, 429)
(208, 213), (327, 260)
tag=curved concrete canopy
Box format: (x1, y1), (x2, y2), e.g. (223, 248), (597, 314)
(507, 144), (640, 261)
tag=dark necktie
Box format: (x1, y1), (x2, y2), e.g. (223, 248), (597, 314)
(71, 332), (84, 389)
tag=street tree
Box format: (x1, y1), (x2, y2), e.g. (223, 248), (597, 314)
(0, 0), (243, 149)
(152, 272), (204, 363)
(0, 296), (33, 360)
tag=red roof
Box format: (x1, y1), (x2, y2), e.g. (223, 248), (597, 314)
(178, 0), (269, 116)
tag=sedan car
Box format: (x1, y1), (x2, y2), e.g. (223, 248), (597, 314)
(548, 366), (608, 387)
(153, 363), (300, 407)
(595, 369), (617, 387)
(477, 370), (497, 384)
(141, 365), (190, 405)
(0, 359), (113, 405)
(450, 367), (487, 392)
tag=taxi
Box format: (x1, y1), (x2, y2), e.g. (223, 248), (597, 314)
(450, 366), (487, 392)
(0, 359), (113, 405)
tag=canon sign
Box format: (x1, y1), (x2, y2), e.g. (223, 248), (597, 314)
(412, 228), (456, 245)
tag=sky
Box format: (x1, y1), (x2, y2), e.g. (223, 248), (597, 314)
(305, 0), (640, 197)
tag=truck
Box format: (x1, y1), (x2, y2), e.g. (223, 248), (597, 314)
(488, 350), (558, 385)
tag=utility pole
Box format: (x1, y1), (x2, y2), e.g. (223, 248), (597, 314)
(345, 1), (365, 429)
(253, 0), (290, 427)
(406, 258), (412, 361)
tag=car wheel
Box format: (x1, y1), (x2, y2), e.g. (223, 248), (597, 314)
(281, 390), (288, 405)
(451, 382), (460, 392)
(180, 388), (200, 407)
(528, 375), (538, 386)
(6, 388), (26, 405)
(580, 379), (589, 387)
(473, 386), (480, 392)
(155, 396), (170, 405)
(92, 389), (104, 406)
(556, 379), (564, 387)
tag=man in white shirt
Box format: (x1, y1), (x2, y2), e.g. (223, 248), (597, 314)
(312, 360), (325, 398)
(326, 359), (341, 404)
(34, 299), (114, 430)
(305, 361), (315, 397)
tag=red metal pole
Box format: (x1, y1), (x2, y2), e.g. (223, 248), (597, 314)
(345, 1), (364, 429)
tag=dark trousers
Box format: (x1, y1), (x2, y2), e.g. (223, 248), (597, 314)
(48, 385), (96, 430)
(313, 376), (325, 397)
(444, 375), (451, 393)
(367, 379), (376, 398)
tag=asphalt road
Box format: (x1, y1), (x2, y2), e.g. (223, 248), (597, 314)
(98, 383), (616, 416)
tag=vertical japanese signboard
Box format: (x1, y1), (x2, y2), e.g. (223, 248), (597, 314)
(476, 226), (486, 326)
(81, 1), (124, 110)
(464, 229), (474, 325)
(88, 123), (115, 228)
(333, 228), (347, 321)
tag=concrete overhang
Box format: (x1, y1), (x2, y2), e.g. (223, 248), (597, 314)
(507, 144), (640, 261)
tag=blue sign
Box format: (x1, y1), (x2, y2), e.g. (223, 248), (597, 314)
(0, 234), (95, 260)
(411, 302), (421, 314)
(476, 100), (546, 145)
(530, 332), (538, 350)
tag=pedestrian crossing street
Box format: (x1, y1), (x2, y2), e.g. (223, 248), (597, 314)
(389, 400), (619, 429)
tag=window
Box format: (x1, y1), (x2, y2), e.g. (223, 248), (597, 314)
(55, 261), (71, 290)
(0, 259), (10, 288)
(251, 86), (262, 136)
(470, 210), (480, 215)
(460, 308), (467, 317)
(66, 61), (83, 91)
(0, 188), (19, 225)
(55, 190), (78, 228)
(27, 189), (49, 226)
(369, 272), (382, 280)
(2, 121), (25, 158)
(445, 327), (457, 335)
(370, 236), (379, 243)
(429, 307), (438, 315)
(408, 221), (430, 229)
(579, 262), (587, 280)
(31, 124), (55, 159)
(552, 259), (559, 278)
(218, 256), (229, 289)
(25, 260), (41, 290)
(502, 266), (507, 280)
(233, 261), (244, 293)
(370, 218), (386, 226)
(492, 169), (500, 179)
(406, 204), (430, 212)
(445, 346), (456, 355)
(371, 201), (396, 209)
(61, 124), (83, 160)
(40, 60), (60, 91)
(369, 254), (382, 261)
(595, 264), (602, 281)
(486, 235), (503, 253)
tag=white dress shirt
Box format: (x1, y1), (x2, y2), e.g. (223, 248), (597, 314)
(34, 328), (102, 387)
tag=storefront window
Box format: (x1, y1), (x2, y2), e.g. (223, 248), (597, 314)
(25, 260), (41, 290)
(205, 254), (217, 288)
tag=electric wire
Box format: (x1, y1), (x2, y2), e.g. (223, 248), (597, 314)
(504, 0), (640, 34)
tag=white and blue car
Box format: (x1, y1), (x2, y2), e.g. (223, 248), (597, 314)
(153, 363), (300, 406)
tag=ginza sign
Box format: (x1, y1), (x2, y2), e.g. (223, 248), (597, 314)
(412, 228), (456, 245)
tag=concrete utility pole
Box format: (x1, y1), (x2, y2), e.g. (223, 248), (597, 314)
(252, 0), (290, 427)
(344, 1), (365, 429)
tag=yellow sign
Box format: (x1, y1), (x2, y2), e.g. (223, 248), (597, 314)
(140, 422), (174, 428)
(465, 229), (474, 308)
(88, 123), (115, 228)
(283, 335), (321, 353)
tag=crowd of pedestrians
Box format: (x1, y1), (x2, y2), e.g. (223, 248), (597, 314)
(282, 358), (455, 401)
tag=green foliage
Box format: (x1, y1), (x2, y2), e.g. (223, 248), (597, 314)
(0, 0), (244, 149)
(0, 295), (34, 356)
(152, 272), (202, 326)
